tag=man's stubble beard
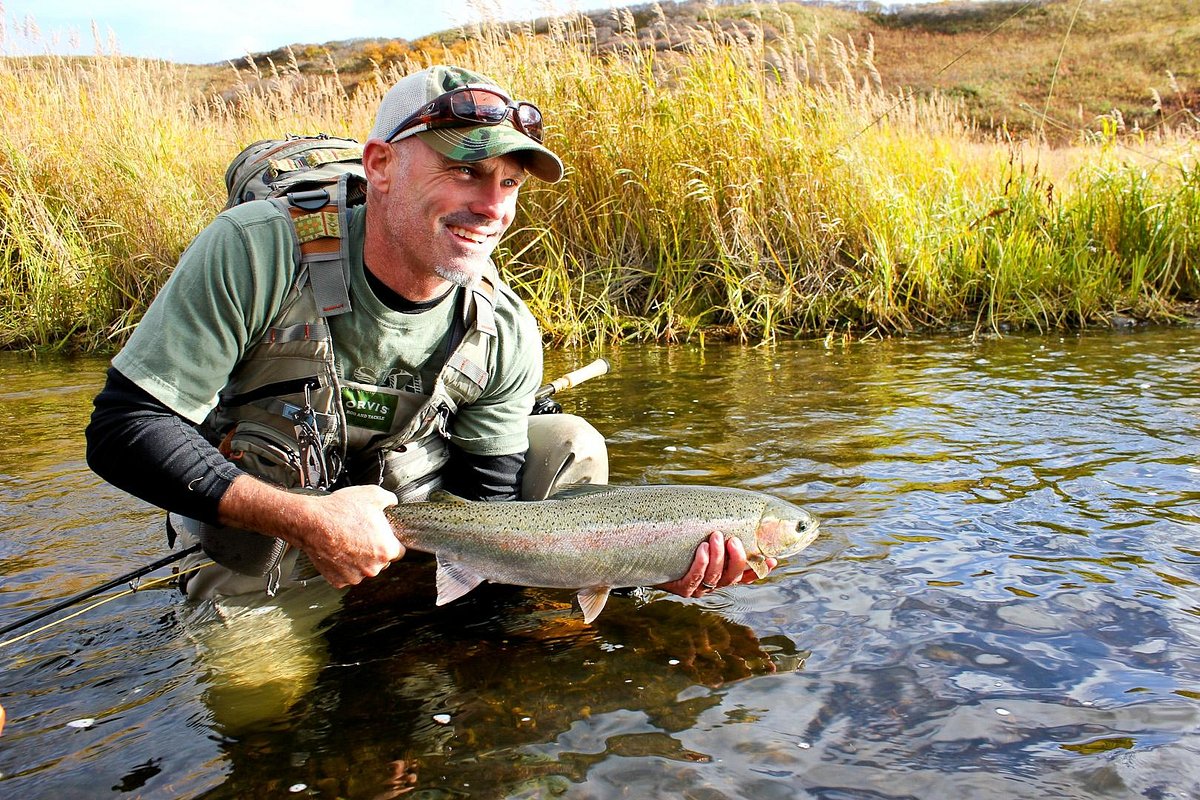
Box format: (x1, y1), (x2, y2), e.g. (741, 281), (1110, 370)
(434, 262), (482, 289)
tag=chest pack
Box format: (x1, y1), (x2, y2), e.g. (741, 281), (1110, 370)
(225, 134), (367, 318)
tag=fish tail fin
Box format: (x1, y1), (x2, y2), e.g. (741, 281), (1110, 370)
(576, 586), (612, 624)
(435, 557), (485, 605)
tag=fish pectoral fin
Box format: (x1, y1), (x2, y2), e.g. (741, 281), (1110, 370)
(434, 557), (486, 606)
(746, 553), (770, 580)
(576, 586), (612, 624)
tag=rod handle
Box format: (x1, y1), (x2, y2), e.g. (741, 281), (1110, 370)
(536, 358), (610, 399)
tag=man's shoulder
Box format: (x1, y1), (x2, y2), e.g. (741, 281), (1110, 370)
(212, 199), (292, 232)
(488, 273), (539, 341)
(188, 201), (304, 272)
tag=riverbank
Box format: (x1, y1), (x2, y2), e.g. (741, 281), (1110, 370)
(0, 5), (1196, 351)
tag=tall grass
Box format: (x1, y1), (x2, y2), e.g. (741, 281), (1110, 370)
(0, 7), (1196, 349)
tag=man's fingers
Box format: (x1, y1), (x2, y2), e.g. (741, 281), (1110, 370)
(696, 531), (724, 594)
(721, 536), (748, 586)
(367, 485), (401, 509)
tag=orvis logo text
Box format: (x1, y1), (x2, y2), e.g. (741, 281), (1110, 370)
(341, 387), (400, 432)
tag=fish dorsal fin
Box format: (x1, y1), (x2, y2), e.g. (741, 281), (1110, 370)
(576, 586), (612, 623)
(550, 483), (620, 500)
(434, 556), (485, 605)
(428, 490), (471, 504)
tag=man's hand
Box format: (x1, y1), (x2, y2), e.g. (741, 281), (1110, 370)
(219, 476), (403, 588)
(656, 531), (779, 599)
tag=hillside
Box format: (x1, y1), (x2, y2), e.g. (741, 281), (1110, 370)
(206, 0), (1197, 143)
(2, 0), (1196, 349)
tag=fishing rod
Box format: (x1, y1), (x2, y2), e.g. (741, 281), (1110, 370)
(532, 357), (610, 415)
(0, 359), (612, 641)
(0, 544), (201, 639)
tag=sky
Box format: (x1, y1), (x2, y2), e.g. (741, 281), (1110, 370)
(1, 0), (944, 64)
(2, 1), (668, 63)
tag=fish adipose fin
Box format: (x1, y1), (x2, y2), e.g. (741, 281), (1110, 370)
(435, 556), (486, 605)
(576, 586), (612, 623)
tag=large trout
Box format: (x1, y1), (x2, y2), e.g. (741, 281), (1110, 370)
(385, 484), (819, 623)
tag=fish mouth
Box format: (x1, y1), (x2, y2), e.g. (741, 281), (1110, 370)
(774, 518), (821, 559)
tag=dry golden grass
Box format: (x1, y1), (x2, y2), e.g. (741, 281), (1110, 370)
(0, 5), (1196, 349)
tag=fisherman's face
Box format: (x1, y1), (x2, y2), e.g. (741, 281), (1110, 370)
(377, 137), (525, 289)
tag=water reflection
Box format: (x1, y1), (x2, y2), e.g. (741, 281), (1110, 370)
(2, 329), (1200, 798)
(207, 573), (805, 798)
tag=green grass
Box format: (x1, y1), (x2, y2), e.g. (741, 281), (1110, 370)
(0, 4), (1196, 350)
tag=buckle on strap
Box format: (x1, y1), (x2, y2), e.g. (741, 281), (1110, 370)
(286, 188), (332, 211)
(443, 351), (489, 390)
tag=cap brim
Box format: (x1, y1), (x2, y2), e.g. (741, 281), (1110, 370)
(417, 124), (564, 183)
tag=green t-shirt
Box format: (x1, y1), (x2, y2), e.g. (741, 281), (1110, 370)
(114, 202), (542, 456)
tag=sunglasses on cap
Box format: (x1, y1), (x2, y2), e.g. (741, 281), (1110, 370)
(385, 86), (545, 144)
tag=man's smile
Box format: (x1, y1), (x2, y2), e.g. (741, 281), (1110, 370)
(447, 224), (493, 245)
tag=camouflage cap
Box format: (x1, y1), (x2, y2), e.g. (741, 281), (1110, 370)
(369, 65), (564, 183)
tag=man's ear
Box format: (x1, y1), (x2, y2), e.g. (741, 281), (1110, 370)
(362, 140), (393, 191)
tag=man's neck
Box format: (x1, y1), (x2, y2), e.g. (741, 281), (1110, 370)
(364, 263), (454, 312)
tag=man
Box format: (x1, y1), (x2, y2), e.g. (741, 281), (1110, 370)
(86, 65), (765, 603)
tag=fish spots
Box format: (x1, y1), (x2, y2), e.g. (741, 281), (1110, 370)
(383, 484), (819, 619)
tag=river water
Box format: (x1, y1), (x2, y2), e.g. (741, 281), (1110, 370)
(0, 329), (1198, 799)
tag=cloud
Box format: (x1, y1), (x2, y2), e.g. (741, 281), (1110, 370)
(2, 0), (461, 62)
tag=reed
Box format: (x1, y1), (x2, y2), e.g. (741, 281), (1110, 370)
(0, 7), (1195, 350)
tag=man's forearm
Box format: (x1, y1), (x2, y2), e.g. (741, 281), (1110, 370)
(85, 368), (242, 524)
(219, 476), (403, 587)
(443, 445), (525, 501)
(216, 473), (319, 540)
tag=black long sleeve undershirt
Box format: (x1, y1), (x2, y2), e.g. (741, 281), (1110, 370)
(85, 368), (243, 525)
(85, 368), (526, 525)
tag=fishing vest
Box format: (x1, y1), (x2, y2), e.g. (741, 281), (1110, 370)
(187, 198), (499, 577)
(207, 264), (499, 493)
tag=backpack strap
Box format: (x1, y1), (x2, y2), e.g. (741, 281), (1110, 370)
(441, 275), (497, 400)
(270, 172), (360, 318)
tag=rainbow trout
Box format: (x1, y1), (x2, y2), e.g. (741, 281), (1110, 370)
(385, 484), (819, 623)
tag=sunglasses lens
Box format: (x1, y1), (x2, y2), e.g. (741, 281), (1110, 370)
(450, 89), (510, 124)
(516, 103), (544, 142)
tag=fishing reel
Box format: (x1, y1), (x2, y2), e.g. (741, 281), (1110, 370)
(531, 395), (562, 415)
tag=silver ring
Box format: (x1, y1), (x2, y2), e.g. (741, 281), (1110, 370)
(700, 581), (717, 590)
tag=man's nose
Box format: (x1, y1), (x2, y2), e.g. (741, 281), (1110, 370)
(468, 180), (515, 221)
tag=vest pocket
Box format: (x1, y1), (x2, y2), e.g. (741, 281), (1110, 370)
(393, 471), (444, 503)
(225, 420), (303, 488)
(350, 429), (451, 495)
